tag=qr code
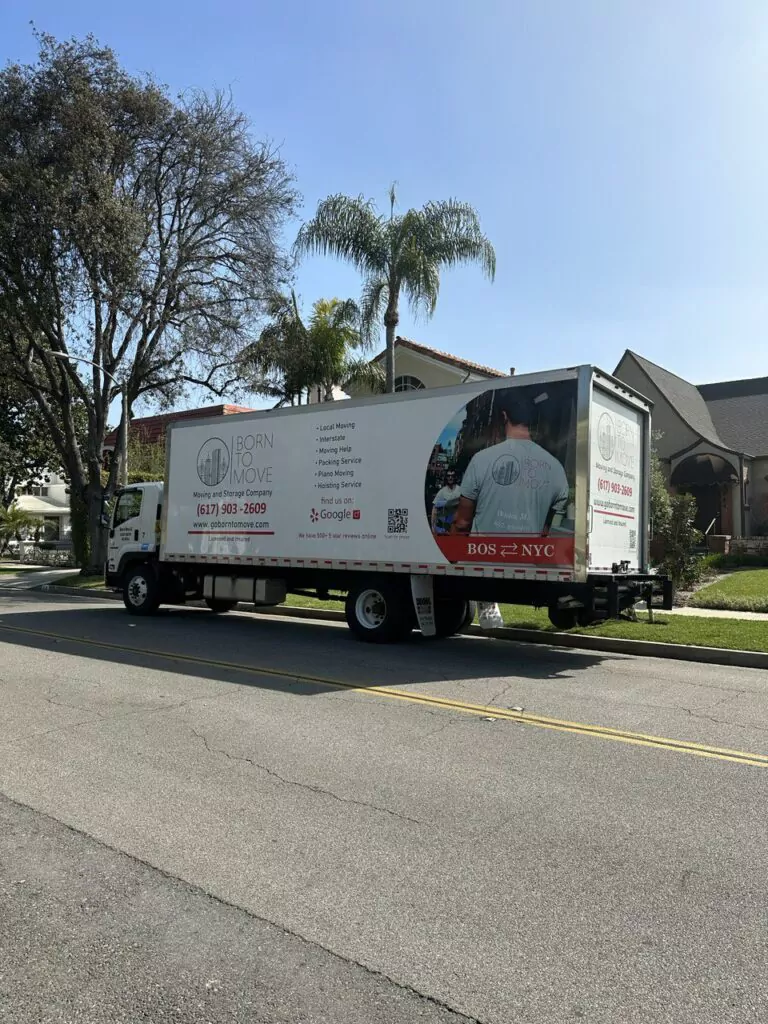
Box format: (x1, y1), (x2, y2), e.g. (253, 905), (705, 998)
(388, 508), (409, 534)
(629, 529), (637, 549)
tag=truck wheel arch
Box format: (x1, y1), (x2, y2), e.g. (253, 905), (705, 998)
(344, 577), (414, 643)
(123, 564), (161, 615)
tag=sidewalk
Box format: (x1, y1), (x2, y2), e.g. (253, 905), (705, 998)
(643, 606), (768, 622)
(0, 566), (77, 590)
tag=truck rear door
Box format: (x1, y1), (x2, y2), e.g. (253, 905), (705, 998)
(587, 380), (649, 573)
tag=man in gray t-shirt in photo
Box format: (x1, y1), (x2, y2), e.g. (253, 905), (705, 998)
(453, 392), (569, 536)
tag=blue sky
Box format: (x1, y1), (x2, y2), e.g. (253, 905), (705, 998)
(3, 0), (768, 396)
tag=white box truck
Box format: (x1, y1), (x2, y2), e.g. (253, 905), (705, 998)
(105, 365), (672, 641)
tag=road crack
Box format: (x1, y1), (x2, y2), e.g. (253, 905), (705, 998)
(5, 699), (195, 745)
(191, 729), (424, 826)
(486, 681), (518, 708)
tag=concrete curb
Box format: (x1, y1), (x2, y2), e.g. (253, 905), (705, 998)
(36, 583), (768, 670)
(473, 626), (768, 670)
(40, 584), (121, 601)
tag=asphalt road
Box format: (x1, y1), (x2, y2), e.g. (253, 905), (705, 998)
(1, 592), (768, 1023)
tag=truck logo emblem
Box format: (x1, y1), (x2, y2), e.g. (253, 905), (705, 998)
(197, 438), (230, 486)
(598, 413), (615, 461)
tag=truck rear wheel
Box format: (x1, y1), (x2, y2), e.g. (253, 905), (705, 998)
(434, 599), (476, 638)
(345, 580), (413, 643)
(123, 565), (160, 616)
(547, 605), (578, 630)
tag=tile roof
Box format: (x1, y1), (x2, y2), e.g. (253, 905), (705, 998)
(372, 337), (506, 378)
(698, 377), (768, 456)
(104, 404), (254, 448)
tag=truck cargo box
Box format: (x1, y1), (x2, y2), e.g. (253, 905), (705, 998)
(160, 365), (650, 583)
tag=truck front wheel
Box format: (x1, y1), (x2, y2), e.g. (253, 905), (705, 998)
(123, 565), (160, 616)
(345, 581), (413, 643)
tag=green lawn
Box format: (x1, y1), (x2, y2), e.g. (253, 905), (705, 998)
(689, 569), (768, 613)
(283, 594), (768, 652)
(499, 604), (768, 652)
(54, 573), (106, 589)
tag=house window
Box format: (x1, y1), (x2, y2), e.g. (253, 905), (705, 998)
(21, 485), (48, 497)
(394, 375), (425, 392)
(42, 516), (60, 540)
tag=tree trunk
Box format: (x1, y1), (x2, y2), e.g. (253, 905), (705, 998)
(68, 487), (90, 570)
(384, 320), (397, 393)
(75, 468), (108, 573)
(86, 479), (107, 577)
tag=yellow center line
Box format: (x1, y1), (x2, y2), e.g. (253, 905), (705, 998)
(1, 621), (767, 769)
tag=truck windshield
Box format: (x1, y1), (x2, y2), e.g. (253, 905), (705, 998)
(113, 489), (143, 528)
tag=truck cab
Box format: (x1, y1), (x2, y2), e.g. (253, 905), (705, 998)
(105, 479), (287, 616)
(105, 481), (164, 591)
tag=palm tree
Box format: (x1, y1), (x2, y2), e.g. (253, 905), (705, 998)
(243, 293), (385, 405)
(243, 292), (311, 407)
(305, 298), (385, 401)
(295, 185), (496, 392)
(0, 505), (36, 554)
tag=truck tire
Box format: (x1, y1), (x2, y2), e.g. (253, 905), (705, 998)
(547, 605), (578, 630)
(434, 599), (476, 638)
(123, 565), (160, 616)
(205, 598), (237, 614)
(345, 580), (413, 643)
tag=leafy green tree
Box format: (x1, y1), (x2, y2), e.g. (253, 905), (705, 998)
(0, 378), (63, 508)
(649, 440), (702, 589)
(244, 292), (314, 407)
(125, 434), (167, 484)
(649, 443), (671, 540)
(245, 293), (385, 405)
(295, 186), (496, 392)
(658, 493), (703, 590)
(0, 33), (297, 570)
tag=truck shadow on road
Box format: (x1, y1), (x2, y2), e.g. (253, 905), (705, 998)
(0, 594), (619, 697)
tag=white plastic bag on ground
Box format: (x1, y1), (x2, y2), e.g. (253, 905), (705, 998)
(477, 602), (504, 630)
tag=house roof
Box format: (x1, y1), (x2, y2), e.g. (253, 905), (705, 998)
(15, 496), (69, 515)
(617, 351), (768, 458)
(698, 376), (768, 456)
(372, 337), (506, 379)
(104, 404), (254, 448)
(619, 351), (725, 449)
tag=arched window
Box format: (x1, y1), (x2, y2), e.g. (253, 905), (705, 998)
(394, 374), (425, 392)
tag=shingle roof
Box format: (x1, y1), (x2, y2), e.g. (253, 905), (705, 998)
(619, 351), (768, 457)
(372, 337), (506, 378)
(698, 377), (768, 456)
(623, 351), (725, 448)
(104, 404), (254, 448)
